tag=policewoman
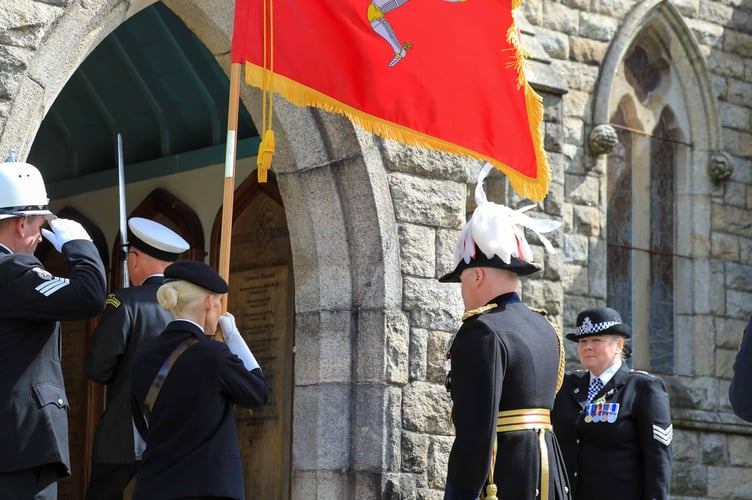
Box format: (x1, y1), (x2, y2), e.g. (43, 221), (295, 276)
(552, 307), (673, 500)
(442, 164), (570, 500)
(0, 159), (106, 498)
(85, 217), (190, 500)
(130, 260), (268, 500)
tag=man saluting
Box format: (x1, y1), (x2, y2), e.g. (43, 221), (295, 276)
(0, 159), (106, 499)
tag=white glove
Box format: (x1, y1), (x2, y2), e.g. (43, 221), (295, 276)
(219, 312), (260, 371)
(41, 218), (92, 253)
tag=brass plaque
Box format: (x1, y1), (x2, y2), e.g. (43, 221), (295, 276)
(230, 265), (291, 500)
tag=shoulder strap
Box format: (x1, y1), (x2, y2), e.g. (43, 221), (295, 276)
(142, 337), (198, 428)
(531, 307), (565, 394)
(549, 316), (565, 393)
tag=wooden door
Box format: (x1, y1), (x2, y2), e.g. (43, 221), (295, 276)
(212, 174), (294, 499)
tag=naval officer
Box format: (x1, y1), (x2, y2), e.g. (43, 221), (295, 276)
(85, 217), (190, 500)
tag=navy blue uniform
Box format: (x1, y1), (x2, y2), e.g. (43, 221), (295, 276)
(730, 314), (752, 422)
(85, 275), (173, 498)
(445, 293), (571, 500)
(0, 240), (106, 476)
(552, 364), (673, 500)
(131, 320), (268, 500)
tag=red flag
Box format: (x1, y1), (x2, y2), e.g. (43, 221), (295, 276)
(232, 0), (549, 201)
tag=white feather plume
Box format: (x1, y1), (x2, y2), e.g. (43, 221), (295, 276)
(453, 162), (561, 267)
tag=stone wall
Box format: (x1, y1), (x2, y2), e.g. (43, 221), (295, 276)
(1, 0), (751, 499)
(370, 0), (752, 497)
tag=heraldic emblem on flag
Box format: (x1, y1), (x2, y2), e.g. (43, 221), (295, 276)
(232, 0), (551, 201)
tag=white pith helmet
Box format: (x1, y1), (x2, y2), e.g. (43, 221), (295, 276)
(0, 160), (55, 221)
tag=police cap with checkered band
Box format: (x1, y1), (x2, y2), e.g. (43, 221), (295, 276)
(566, 306), (632, 341)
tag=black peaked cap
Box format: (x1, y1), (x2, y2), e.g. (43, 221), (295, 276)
(164, 260), (228, 294)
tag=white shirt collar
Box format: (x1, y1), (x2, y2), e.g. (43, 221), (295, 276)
(0, 243), (13, 254)
(591, 358), (622, 386)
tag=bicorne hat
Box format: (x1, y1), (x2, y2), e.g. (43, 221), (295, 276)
(439, 163), (561, 283)
(566, 306), (632, 341)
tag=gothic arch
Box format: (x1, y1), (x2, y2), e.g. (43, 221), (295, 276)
(2, 1), (404, 495)
(593, 0), (720, 375)
(593, 0), (720, 155)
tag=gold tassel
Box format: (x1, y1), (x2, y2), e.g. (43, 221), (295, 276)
(485, 483), (498, 500)
(257, 130), (275, 183)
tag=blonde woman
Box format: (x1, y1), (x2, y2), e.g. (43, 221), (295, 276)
(131, 260), (268, 500)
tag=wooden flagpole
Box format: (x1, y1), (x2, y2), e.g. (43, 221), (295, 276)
(217, 61), (242, 341)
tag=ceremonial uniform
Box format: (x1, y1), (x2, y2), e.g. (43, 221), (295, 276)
(131, 320), (268, 500)
(445, 292), (570, 499)
(130, 260), (268, 500)
(0, 241), (106, 481)
(85, 217), (190, 499)
(552, 364), (673, 500)
(86, 277), (172, 461)
(730, 313), (752, 422)
(552, 306), (672, 500)
(440, 163), (566, 500)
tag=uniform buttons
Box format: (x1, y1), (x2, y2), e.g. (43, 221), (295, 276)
(576, 439), (580, 444)
(574, 472), (578, 477)
(57, 399), (64, 406)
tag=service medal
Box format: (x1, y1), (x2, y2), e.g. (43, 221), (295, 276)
(606, 403), (620, 423)
(584, 404), (594, 423)
(592, 404), (602, 423)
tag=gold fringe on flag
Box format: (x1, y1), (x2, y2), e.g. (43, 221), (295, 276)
(246, 1), (550, 202)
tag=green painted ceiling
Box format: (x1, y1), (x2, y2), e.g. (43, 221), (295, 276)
(28, 1), (258, 197)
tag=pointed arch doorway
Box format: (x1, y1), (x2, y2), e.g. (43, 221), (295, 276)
(211, 173), (294, 499)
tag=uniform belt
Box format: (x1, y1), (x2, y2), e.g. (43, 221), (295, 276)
(486, 408), (552, 500)
(497, 408), (552, 432)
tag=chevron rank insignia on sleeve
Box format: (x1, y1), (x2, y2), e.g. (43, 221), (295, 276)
(652, 423), (673, 446)
(34, 276), (70, 296)
(105, 293), (121, 308)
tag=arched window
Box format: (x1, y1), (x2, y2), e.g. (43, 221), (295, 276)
(596, 2), (720, 374)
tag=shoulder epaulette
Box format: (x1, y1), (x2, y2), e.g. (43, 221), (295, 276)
(104, 293), (121, 309)
(630, 369), (650, 375)
(529, 306), (548, 316)
(461, 303), (498, 322)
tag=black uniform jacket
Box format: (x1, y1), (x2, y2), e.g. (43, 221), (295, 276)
(552, 364), (673, 500)
(86, 275), (172, 463)
(0, 241), (106, 476)
(445, 293), (571, 500)
(131, 320), (269, 500)
(730, 313), (752, 422)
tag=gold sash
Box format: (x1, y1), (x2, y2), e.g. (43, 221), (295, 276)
(485, 409), (552, 500)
